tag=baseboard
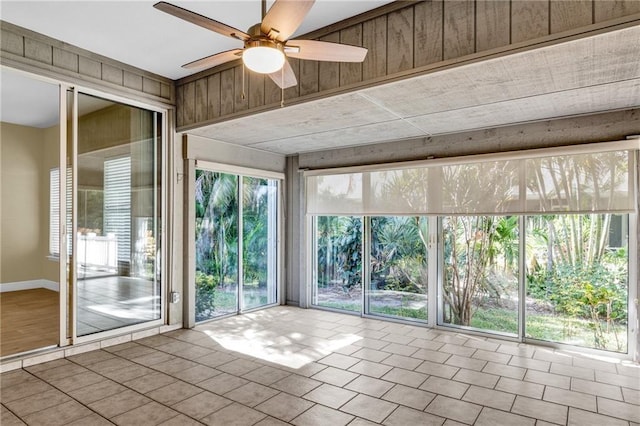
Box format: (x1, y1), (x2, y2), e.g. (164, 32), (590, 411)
(0, 280), (59, 293)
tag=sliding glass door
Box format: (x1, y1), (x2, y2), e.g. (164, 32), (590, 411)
(307, 143), (637, 355)
(74, 92), (163, 337)
(195, 168), (280, 322)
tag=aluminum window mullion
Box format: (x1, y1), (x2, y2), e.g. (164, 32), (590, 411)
(238, 177), (244, 314)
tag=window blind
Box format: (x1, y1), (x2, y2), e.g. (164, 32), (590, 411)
(104, 157), (131, 262)
(49, 167), (72, 256)
(306, 142), (638, 216)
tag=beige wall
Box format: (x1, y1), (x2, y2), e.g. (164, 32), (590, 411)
(0, 122), (59, 285)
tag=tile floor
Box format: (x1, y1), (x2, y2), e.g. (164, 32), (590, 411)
(1, 306), (639, 425)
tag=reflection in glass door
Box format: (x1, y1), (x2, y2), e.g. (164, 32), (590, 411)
(195, 171), (239, 321)
(242, 177), (278, 310)
(195, 169), (280, 322)
(75, 92), (162, 336)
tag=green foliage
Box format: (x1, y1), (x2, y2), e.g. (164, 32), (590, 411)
(316, 216), (362, 289)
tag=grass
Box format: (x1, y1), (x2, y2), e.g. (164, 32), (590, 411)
(317, 300), (627, 353)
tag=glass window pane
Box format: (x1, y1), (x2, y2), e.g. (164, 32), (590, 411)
(195, 171), (238, 321)
(368, 216), (428, 321)
(525, 214), (628, 353)
(441, 216), (519, 336)
(313, 216), (362, 313)
(76, 93), (162, 336)
(242, 176), (278, 310)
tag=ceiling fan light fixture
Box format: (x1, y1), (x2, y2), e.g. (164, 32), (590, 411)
(242, 40), (285, 74)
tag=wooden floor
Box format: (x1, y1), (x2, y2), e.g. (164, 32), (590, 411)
(0, 289), (59, 357)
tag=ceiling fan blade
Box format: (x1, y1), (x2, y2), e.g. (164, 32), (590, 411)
(182, 49), (242, 69)
(154, 2), (249, 41)
(267, 59), (297, 89)
(261, 0), (315, 42)
(285, 40), (368, 62)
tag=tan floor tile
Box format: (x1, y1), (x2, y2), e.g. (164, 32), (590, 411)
(103, 364), (156, 383)
(195, 351), (238, 368)
(123, 371), (177, 393)
(352, 338), (389, 350)
(67, 379), (128, 405)
(311, 366), (359, 387)
(381, 342), (419, 357)
(280, 361), (327, 378)
(255, 392), (314, 422)
(29, 363), (88, 381)
(596, 371), (640, 390)
(410, 348), (451, 363)
(217, 358), (263, 376)
(242, 365), (291, 385)
(201, 402), (267, 426)
(146, 380), (202, 405)
(158, 414), (204, 426)
(472, 349), (511, 364)
(1, 378), (54, 403)
(508, 355), (550, 372)
(4, 388), (72, 417)
(463, 338), (499, 352)
(495, 377), (544, 399)
(550, 362), (595, 381)
(420, 376), (469, 399)
(171, 391), (232, 419)
(111, 401), (180, 426)
(524, 369), (570, 389)
(408, 338), (444, 351)
(462, 385), (515, 411)
(383, 405), (445, 426)
(345, 375), (394, 397)
(254, 417), (290, 426)
(439, 343), (476, 357)
(433, 334), (469, 346)
(88, 388), (151, 418)
(303, 383), (357, 409)
(572, 356), (618, 374)
(1, 405), (26, 426)
(511, 395), (568, 424)
(533, 349), (574, 366)
(153, 357), (200, 375)
(130, 351), (176, 367)
(381, 367), (427, 388)
(1, 370), (33, 389)
(381, 354), (422, 370)
(271, 374), (322, 397)
(445, 354), (487, 371)
(224, 382), (280, 407)
(68, 350), (117, 366)
(597, 396), (640, 423)
(340, 394), (398, 423)
(482, 361), (526, 380)
(171, 364), (221, 384)
(382, 384), (436, 410)
(351, 348), (391, 363)
(113, 344), (157, 359)
(415, 360), (459, 379)
(453, 368), (499, 388)
(381, 333), (415, 345)
(622, 387), (640, 404)
(544, 385), (597, 411)
(23, 399), (94, 425)
(348, 418), (381, 426)
(198, 372), (250, 395)
(474, 407), (535, 426)
(318, 353), (360, 370)
(442, 420), (467, 426)
(66, 413), (113, 425)
(425, 395), (482, 424)
(292, 404), (354, 426)
(568, 407), (629, 426)
(348, 360), (393, 378)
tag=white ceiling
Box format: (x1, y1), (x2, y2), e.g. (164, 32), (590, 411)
(1, 2), (638, 155)
(0, 0), (393, 80)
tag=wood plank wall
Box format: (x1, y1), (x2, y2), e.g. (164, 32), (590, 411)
(176, 0), (640, 131)
(1, 21), (174, 105)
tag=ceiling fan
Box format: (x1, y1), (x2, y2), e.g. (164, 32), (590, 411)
(154, 0), (368, 89)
